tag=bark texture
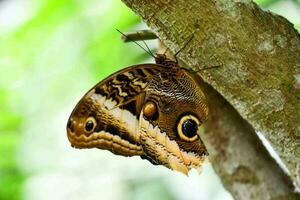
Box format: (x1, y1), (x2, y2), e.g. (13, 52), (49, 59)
(198, 76), (299, 200)
(120, 0), (300, 199)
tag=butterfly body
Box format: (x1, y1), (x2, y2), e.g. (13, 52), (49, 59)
(67, 54), (209, 174)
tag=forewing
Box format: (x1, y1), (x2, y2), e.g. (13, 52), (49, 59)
(67, 64), (165, 156)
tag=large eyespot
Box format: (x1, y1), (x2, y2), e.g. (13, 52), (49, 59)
(85, 117), (96, 133)
(143, 101), (158, 120)
(177, 115), (200, 142)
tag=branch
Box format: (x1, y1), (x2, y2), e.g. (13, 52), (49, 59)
(119, 30), (157, 42)
(120, 0), (300, 199)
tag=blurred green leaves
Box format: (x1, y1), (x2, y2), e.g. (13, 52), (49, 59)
(0, 1), (141, 200)
(256, 0), (281, 7)
(127, 178), (176, 200)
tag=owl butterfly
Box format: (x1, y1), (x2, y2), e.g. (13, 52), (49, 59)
(66, 39), (209, 174)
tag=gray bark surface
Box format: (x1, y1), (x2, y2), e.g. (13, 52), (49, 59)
(199, 77), (299, 200)
(120, 0), (300, 199)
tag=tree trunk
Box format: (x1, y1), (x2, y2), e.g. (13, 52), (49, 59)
(120, 0), (300, 199)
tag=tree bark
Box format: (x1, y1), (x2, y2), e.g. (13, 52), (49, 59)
(120, 0), (300, 199)
(199, 76), (298, 200)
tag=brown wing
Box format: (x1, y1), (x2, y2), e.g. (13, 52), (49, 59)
(92, 64), (164, 115)
(71, 64), (165, 118)
(67, 64), (165, 156)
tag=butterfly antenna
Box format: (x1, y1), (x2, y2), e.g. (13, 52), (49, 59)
(136, 32), (155, 58)
(116, 29), (155, 59)
(174, 35), (194, 57)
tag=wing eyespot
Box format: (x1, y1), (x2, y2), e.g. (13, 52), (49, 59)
(143, 101), (158, 120)
(177, 115), (200, 142)
(85, 116), (97, 134)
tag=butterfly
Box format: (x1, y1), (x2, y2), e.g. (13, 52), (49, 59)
(66, 38), (209, 174)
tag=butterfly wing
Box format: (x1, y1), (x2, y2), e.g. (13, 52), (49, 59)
(67, 64), (165, 156)
(67, 60), (209, 174)
(138, 68), (209, 174)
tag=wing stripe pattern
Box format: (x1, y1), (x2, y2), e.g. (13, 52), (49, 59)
(94, 64), (164, 107)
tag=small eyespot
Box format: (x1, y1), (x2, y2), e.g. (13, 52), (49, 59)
(177, 115), (200, 142)
(85, 117), (96, 133)
(143, 101), (158, 120)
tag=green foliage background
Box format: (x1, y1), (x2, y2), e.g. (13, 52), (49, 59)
(0, 0), (299, 199)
